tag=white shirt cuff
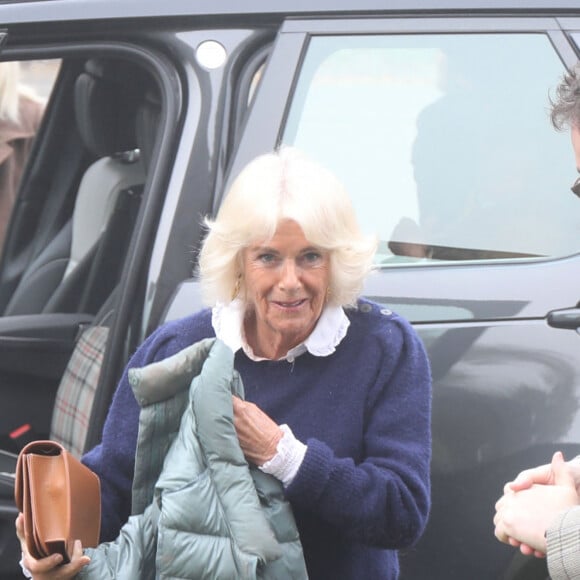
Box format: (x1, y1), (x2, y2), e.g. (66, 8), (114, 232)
(259, 424), (306, 487)
(19, 555), (32, 578)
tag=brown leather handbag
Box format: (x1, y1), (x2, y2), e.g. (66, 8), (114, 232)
(14, 440), (101, 563)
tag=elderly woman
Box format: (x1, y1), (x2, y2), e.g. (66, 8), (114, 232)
(17, 147), (432, 579)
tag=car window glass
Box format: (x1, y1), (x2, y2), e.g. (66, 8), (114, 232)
(283, 34), (573, 266)
(0, 59), (60, 252)
(20, 59), (61, 101)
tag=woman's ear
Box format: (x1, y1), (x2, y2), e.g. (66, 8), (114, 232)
(231, 274), (242, 301)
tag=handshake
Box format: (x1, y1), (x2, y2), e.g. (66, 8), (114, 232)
(494, 451), (580, 575)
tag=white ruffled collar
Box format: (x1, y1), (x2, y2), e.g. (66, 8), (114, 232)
(211, 298), (350, 362)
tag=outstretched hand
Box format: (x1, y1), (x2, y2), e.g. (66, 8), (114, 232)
(494, 452), (580, 557)
(15, 513), (90, 580)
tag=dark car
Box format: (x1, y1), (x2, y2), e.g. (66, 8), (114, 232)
(1, 1), (580, 577)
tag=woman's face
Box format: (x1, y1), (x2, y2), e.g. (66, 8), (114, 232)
(241, 219), (331, 358)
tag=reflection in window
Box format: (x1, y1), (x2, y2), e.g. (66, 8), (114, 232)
(283, 34), (574, 265)
(0, 59), (60, 254)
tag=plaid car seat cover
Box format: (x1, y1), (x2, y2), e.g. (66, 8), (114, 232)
(50, 326), (109, 458)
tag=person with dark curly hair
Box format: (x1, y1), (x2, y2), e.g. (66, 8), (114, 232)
(494, 63), (580, 579)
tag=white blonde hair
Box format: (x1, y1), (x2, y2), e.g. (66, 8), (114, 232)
(199, 147), (377, 307)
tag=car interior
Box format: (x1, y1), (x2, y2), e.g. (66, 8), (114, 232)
(0, 33), (271, 573)
(0, 53), (162, 577)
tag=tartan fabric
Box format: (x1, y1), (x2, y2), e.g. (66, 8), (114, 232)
(547, 506), (580, 579)
(50, 326), (109, 458)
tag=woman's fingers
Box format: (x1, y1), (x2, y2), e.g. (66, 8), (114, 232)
(232, 396), (282, 465)
(16, 514), (90, 579)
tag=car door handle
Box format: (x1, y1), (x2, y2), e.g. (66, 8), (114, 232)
(547, 307), (580, 329)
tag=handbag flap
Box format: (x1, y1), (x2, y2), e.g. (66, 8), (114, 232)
(15, 440), (101, 562)
(27, 453), (70, 559)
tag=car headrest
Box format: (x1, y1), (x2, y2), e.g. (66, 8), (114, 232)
(74, 59), (148, 158)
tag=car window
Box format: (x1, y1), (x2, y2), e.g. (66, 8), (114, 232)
(20, 59), (61, 100)
(0, 59), (60, 252)
(282, 33), (573, 266)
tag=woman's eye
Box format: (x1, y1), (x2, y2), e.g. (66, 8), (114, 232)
(258, 253), (276, 264)
(304, 251), (322, 263)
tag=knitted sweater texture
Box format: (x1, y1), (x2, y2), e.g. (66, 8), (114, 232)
(83, 298), (432, 579)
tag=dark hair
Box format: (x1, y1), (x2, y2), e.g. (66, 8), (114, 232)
(550, 63), (580, 130)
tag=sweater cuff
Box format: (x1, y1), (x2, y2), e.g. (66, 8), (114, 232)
(547, 506), (580, 578)
(259, 424), (306, 487)
(284, 438), (335, 507)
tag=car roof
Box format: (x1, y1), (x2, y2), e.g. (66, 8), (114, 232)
(2, 0), (580, 25)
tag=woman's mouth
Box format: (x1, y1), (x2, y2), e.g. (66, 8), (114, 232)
(273, 299), (306, 308)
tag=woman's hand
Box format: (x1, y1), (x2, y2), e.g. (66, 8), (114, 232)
(15, 513), (90, 579)
(232, 396), (283, 466)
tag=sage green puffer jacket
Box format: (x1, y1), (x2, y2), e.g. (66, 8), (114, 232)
(78, 338), (308, 580)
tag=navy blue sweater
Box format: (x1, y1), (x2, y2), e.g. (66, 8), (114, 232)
(83, 299), (432, 579)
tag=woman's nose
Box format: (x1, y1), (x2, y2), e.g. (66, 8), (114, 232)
(279, 259), (301, 291)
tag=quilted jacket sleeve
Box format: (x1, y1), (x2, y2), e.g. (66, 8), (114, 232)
(78, 505), (156, 580)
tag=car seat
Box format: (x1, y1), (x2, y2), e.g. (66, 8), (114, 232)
(50, 86), (162, 456)
(2, 59), (147, 317)
(41, 67), (162, 457)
